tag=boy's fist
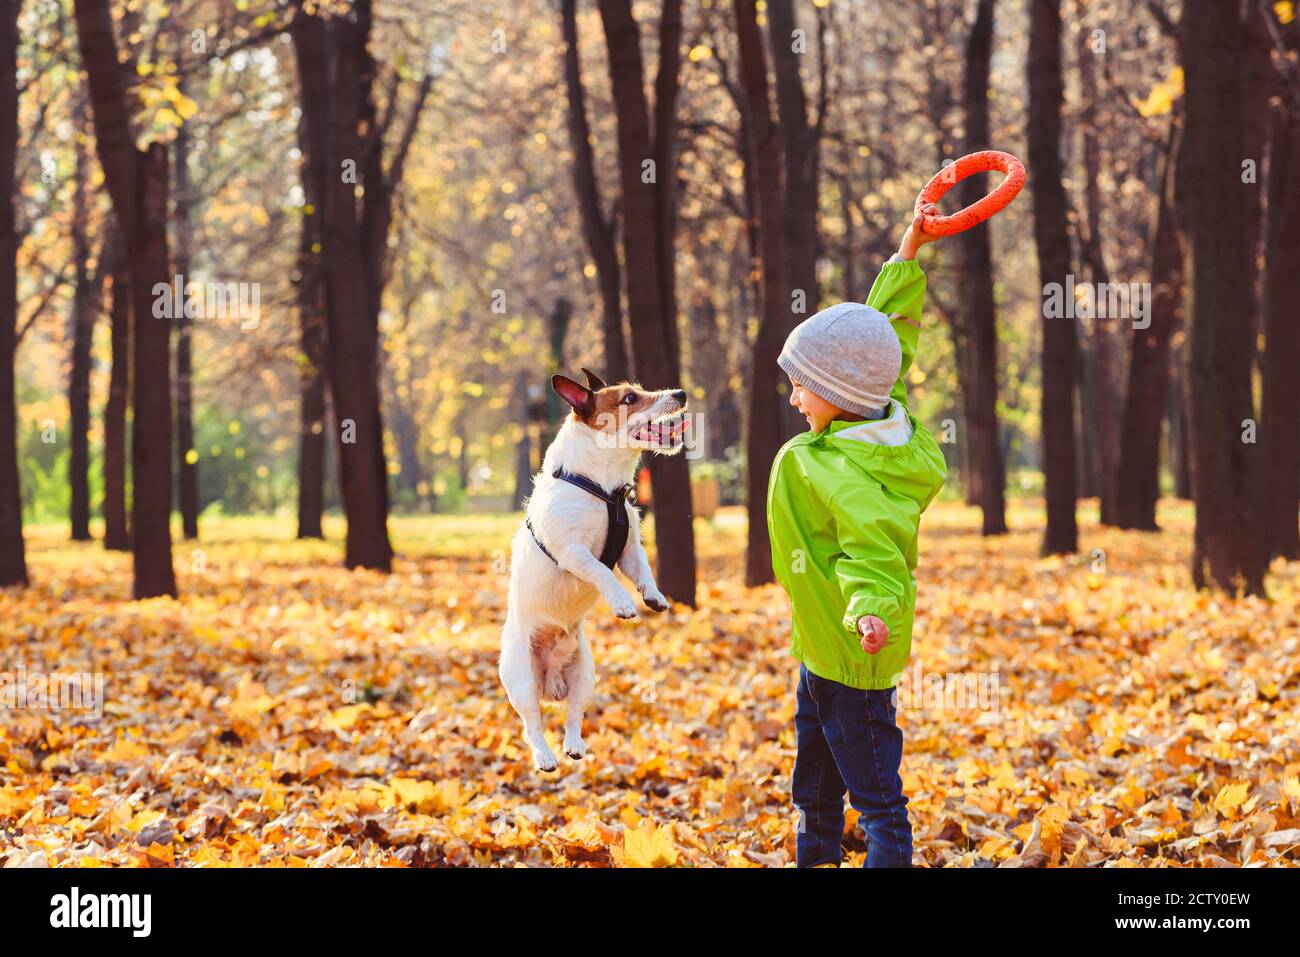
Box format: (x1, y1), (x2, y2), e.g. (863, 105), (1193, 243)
(898, 203), (943, 260)
(857, 615), (890, 655)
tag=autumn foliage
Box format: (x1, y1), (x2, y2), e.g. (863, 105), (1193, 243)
(2, 503), (1297, 868)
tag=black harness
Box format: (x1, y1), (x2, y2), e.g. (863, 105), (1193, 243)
(526, 468), (634, 570)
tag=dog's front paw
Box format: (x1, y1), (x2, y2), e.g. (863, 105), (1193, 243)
(563, 732), (586, 761)
(532, 745), (559, 773)
(607, 590), (639, 619)
(642, 586), (670, 613)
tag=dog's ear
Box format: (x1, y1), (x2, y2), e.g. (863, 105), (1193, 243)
(552, 374), (593, 416)
(581, 367), (608, 392)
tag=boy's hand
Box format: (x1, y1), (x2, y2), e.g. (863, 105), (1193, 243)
(857, 615), (890, 655)
(897, 203), (943, 261)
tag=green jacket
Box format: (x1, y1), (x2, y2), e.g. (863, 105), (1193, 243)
(766, 258), (947, 690)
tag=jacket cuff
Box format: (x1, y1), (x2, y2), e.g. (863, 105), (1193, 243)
(882, 255), (923, 274)
(844, 595), (903, 638)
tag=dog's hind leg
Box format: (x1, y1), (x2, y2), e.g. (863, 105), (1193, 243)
(499, 627), (558, 772)
(562, 631), (595, 760)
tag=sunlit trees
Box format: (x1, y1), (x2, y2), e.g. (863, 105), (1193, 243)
(1026, 0), (1078, 557)
(1176, 0), (1268, 595)
(0, 0), (27, 587)
(291, 0), (430, 571)
(74, 0), (177, 598)
(595, 0), (697, 605)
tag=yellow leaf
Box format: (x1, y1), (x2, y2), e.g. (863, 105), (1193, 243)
(144, 841), (175, 865)
(1133, 67), (1184, 118)
(0, 785), (34, 820)
(389, 777), (470, 814)
(1276, 2), (1296, 25)
(624, 819), (679, 868)
(1036, 805), (1069, 860)
(1214, 781), (1250, 818)
(98, 802), (133, 836)
(101, 737), (150, 762)
(323, 704), (370, 730)
(988, 761), (1018, 790)
(1284, 777), (1300, 813)
(126, 809), (165, 833)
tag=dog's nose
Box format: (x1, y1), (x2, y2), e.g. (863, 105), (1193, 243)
(673, 389), (687, 406)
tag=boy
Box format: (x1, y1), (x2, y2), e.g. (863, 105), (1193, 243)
(766, 205), (948, 868)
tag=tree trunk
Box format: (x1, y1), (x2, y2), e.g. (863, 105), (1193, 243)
(596, 0), (696, 606)
(103, 228), (130, 551)
(1168, 349), (1193, 500)
(766, 0), (821, 440)
(292, 4), (393, 571)
(652, 0), (684, 383)
(734, 0), (789, 587)
(959, 0), (1007, 536)
(0, 0), (27, 587)
(130, 144), (178, 597)
(560, 0), (627, 382)
(1242, 4), (1274, 365)
(1175, 1), (1267, 595)
(75, 0), (177, 598)
(1027, 0), (1078, 555)
(512, 370), (532, 511)
(1075, 371), (1098, 500)
(543, 297), (572, 443)
(690, 289), (742, 459)
(295, 109), (326, 539)
(1076, 29), (1120, 526)
(388, 363), (422, 507)
(1261, 87), (1300, 559)
(68, 100), (96, 542)
(173, 72), (198, 540)
(338, 2), (394, 570)
(1117, 123), (1182, 530)
(296, 271), (327, 537)
(837, 170), (859, 302)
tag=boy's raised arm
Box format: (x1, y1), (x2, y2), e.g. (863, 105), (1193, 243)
(864, 206), (942, 409)
(865, 258), (925, 410)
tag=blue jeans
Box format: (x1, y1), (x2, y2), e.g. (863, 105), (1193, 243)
(792, 663), (912, 867)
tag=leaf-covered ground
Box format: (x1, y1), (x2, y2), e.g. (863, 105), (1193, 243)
(2, 502), (1298, 867)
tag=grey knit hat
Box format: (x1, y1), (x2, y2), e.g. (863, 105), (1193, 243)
(777, 302), (901, 418)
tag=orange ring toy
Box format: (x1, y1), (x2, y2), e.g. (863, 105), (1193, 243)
(914, 150), (1026, 237)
